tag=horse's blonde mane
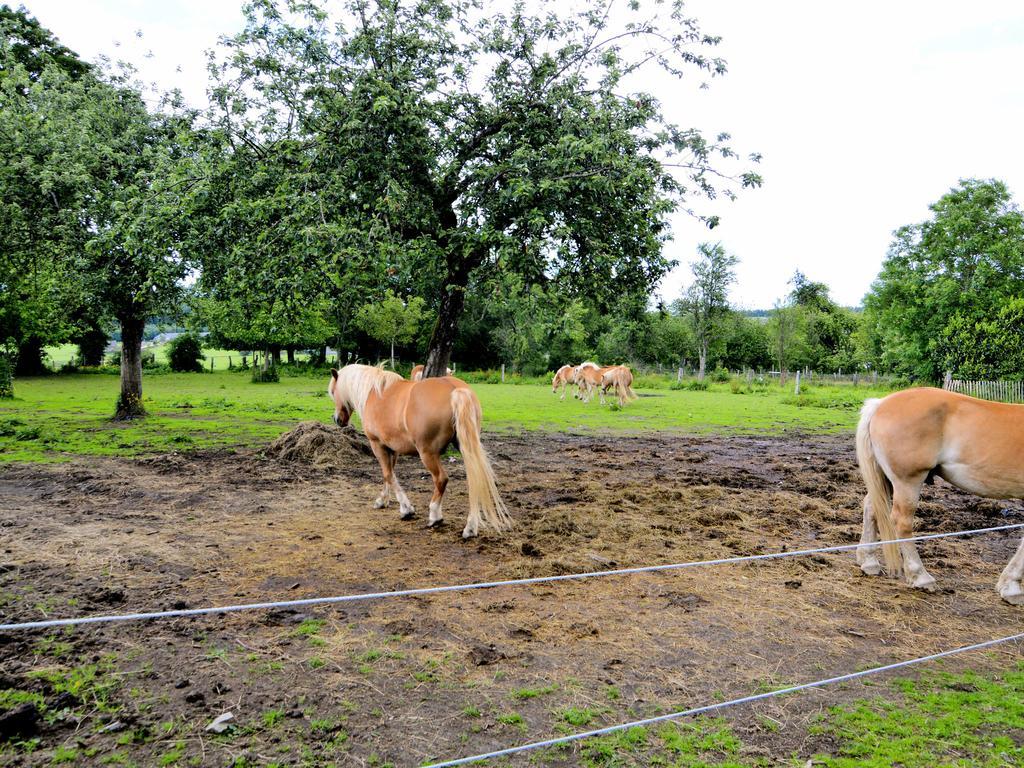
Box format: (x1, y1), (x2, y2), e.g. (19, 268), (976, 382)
(578, 361), (600, 370)
(334, 364), (403, 417)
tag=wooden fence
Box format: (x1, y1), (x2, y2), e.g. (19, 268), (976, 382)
(944, 375), (1024, 403)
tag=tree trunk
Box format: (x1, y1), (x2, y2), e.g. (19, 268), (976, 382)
(697, 340), (708, 382)
(286, 347), (295, 365)
(270, 344), (281, 365)
(390, 339), (395, 371)
(114, 313), (146, 420)
(424, 282), (465, 378)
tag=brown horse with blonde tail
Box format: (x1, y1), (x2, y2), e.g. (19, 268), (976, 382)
(601, 365), (638, 406)
(552, 364), (576, 400)
(329, 365), (511, 538)
(410, 364), (452, 381)
(856, 387), (1024, 604)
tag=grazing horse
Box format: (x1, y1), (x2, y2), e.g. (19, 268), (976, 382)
(574, 362), (608, 404)
(410, 364), (452, 381)
(601, 365), (638, 406)
(329, 364), (511, 538)
(856, 387), (1024, 604)
(552, 364), (576, 400)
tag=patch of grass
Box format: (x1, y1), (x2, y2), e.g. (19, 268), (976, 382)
(511, 683), (558, 700)
(809, 665), (1024, 767)
(157, 741), (186, 765)
(0, 372), (896, 463)
(496, 711), (527, 733)
(0, 688), (46, 712)
(28, 656), (120, 714)
(292, 619), (326, 638)
(558, 706), (599, 727)
(461, 705), (481, 718)
(262, 709), (285, 728)
(51, 745), (79, 763)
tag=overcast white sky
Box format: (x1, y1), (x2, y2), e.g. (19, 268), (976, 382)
(20, 0), (1024, 309)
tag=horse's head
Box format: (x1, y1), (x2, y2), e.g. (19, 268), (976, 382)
(329, 368), (351, 427)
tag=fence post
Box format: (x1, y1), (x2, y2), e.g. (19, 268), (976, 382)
(943, 371), (952, 390)
(677, 367), (683, 382)
(501, 363), (505, 383)
(794, 370), (801, 395)
(210, 357), (214, 372)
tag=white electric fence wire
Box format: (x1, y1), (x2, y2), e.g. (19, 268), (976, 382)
(1, 523), (1021, 632)
(425, 630), (1024, 767)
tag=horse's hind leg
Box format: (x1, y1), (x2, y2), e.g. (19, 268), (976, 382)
(856, 495), (883, 576)
(418, 450), (449, 527)
(891, 479), (936, 590)
(996, 536), (1024, 605)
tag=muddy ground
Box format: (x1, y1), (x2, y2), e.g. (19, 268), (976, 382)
(2, 428), (1024, 766)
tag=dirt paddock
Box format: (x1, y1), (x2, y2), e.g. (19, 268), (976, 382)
(2, 427), (1024, 766)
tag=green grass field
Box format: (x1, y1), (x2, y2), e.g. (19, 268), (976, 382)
(0, 370), (892, 463)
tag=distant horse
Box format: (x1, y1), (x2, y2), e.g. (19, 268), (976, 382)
(856, 387), (1024, 604)
(552, 364), (576, 400)
(410, 364), (452, 381)
(329, 364), (511, 538)
(601, 365), (638, 406)
(573, 362), (607, 404)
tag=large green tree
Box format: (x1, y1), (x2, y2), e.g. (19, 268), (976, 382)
(202, 0), (761, 377)
(677, 242), (738, 380)
(863, 179), (1024, 381)
(0, 7), (93, 375)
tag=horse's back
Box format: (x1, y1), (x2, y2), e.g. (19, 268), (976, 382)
(870, 387), (1024, 491)
(405, 376), (472, 447)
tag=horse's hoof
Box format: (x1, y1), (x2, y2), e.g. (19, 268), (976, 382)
(426, 518), (445, 529)
(462, 527), (477, 539)
(373, 499), (387, 509)
(859, 560), (882, 577)
(910, 573), (937, 591)
(400, 509), (416, 520)
(999, 582), (1024, 605)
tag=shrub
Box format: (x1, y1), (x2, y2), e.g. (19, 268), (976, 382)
(0, 356), (13, 398)
(711, 366), (731, 383)
(252, 364), (279, 383)
(167, 335), (205, 373)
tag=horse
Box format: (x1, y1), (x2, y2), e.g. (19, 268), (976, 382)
(855, 387), (1024, 604)
(551, 364), (576, 400)
(601, 365), (638, 406)
(328, 364), (511, 538)
(573, 362), (607, 404)
(410, 364), (452, 381)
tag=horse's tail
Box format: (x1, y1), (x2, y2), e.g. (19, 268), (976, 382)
(451, 388), (512, 534)
(856, 397), (900, 574)
(623, 369), (638, 401)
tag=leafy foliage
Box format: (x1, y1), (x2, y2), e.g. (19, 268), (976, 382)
(190, 0), (761, 376)
(677, 242), (738, 380)
(863, 179), (1024, 381)
(355, 292), (427, 367)
(166, 335), (205, 373)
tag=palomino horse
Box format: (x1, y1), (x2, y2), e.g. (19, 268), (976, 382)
(601, 365), (638, 406)
(551, 364), (576, 400)
(410, 364), (452, 381)
(856, 387), (1024, 604)
(329, 365), (511, 538)
(573, 362), (607, 404)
